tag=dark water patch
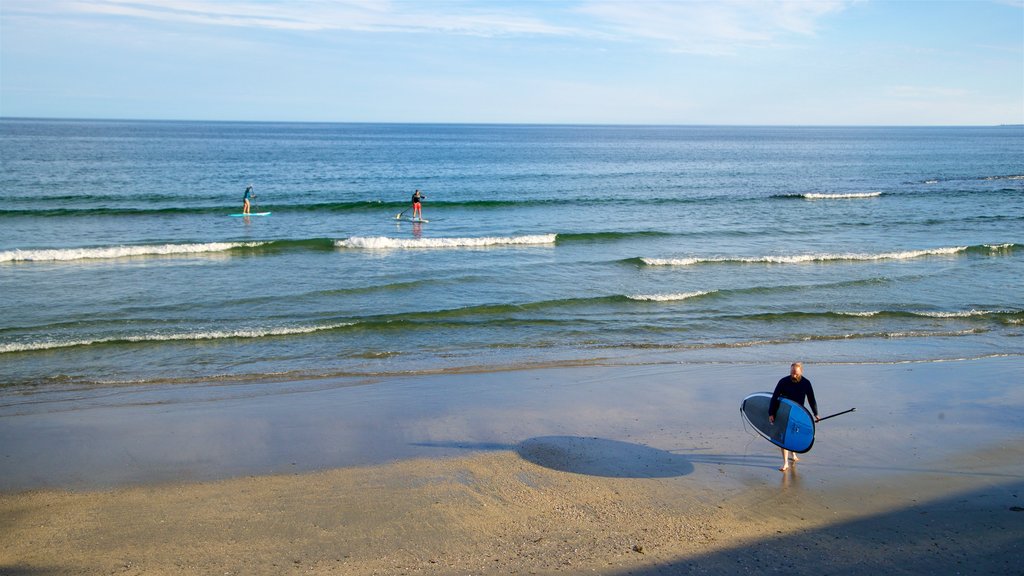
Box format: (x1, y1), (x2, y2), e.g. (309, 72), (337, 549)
(555, 230), (675, 244)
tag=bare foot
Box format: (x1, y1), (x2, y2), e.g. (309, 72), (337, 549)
(779, 465), (789, 472)
(790, 455), (800, 462)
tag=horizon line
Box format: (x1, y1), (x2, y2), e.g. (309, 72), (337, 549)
(2, 116), (1021, 129)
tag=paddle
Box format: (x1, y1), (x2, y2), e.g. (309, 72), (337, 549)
(816, 407), (856, 422)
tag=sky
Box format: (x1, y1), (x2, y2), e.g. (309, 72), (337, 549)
(1, 0), (1022, 125)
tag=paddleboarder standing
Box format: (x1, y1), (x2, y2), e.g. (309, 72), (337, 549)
(768, 362), (820, 471)
(242, 183), (254, 215)
(407, 188), (423, 219)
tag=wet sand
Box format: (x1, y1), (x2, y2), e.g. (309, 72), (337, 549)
(2, 358), (1022, 574)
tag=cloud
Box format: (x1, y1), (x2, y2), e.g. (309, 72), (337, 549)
(575, 0), (853, 55)
(7, 0), (853, 50)
(6, 0), (580, 36)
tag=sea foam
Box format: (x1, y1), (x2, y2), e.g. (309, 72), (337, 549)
(802, 191), (883, 200)
(626, 291), (714, 302)
(0, 242), (267, 263)
(641, 246), (969, 266)
(0, 322), (354, 354)
(336, 234), (557, 249)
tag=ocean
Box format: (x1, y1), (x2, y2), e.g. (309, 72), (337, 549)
(1, 119), (1022, 389)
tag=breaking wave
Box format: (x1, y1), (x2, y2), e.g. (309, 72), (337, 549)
(638, 244), (1017, 267)
(0, 322), (355, 354)
(336, 234), (557, 250)
(0, 241), (270, 263)
(802, 192), (883, 200)
(625, 291), (715, 302)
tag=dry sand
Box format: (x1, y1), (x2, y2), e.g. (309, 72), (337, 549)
(2, 359), (1022, 575)
(2, 449), (1021, 575)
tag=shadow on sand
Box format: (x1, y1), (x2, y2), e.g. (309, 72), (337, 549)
(515, 436), (694, 478)
(412, 436), (788, 478)
(604, 481), (1024, 576)
(0, 567), (58, 576)
(413, 436), (782, 478)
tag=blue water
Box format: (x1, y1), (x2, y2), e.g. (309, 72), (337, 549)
(1, 119), (1022, 388)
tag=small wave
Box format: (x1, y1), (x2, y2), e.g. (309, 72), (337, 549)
(626, 291), (715, 302)
(336, 234), (557, 250)
(640, 246), (972, 266)
(0, 241), (270, 263)
(922, 174), (1024, 184)
(875, 328), (985, 339)
(914, 309), (1008, 319)
(638, 257), (703, 266)
(0, 322), (355, 354)
(760, 309), (1017, 321)
(984, 243), (1017, 252)
(614, 328), (985, 351)
(556, 231), (674, 243)
(802, 192), (883, 200)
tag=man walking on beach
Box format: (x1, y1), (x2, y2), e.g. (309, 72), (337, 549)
(768, 362), (820, 471)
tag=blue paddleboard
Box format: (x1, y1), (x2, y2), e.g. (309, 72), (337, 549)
(229, 212), (271, 217)
(741, 392), (815, 453)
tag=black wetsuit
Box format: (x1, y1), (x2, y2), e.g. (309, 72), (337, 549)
(769, 376), (818, 419)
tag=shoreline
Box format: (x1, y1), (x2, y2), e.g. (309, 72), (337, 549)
(2, 357), (1022, 574)
(2, 356), (1022, 492)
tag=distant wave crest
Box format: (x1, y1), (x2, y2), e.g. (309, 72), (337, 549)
(924, 174), (1024, 184)
(336, 234), (557, 249)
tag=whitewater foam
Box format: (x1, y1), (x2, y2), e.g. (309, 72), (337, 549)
(803, 192), (883, 200)
(838, 309), (1007, 318)
(0, 242), (268, 263)
(336, 234), (557, 250)
(641, 246), (970, 266)
(0, 322), (354, 354)
(916, 309), (1000, 318)
(626, 291), (714, 302)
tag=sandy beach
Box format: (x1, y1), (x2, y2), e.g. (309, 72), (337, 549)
(2, 358), (1022, 575)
